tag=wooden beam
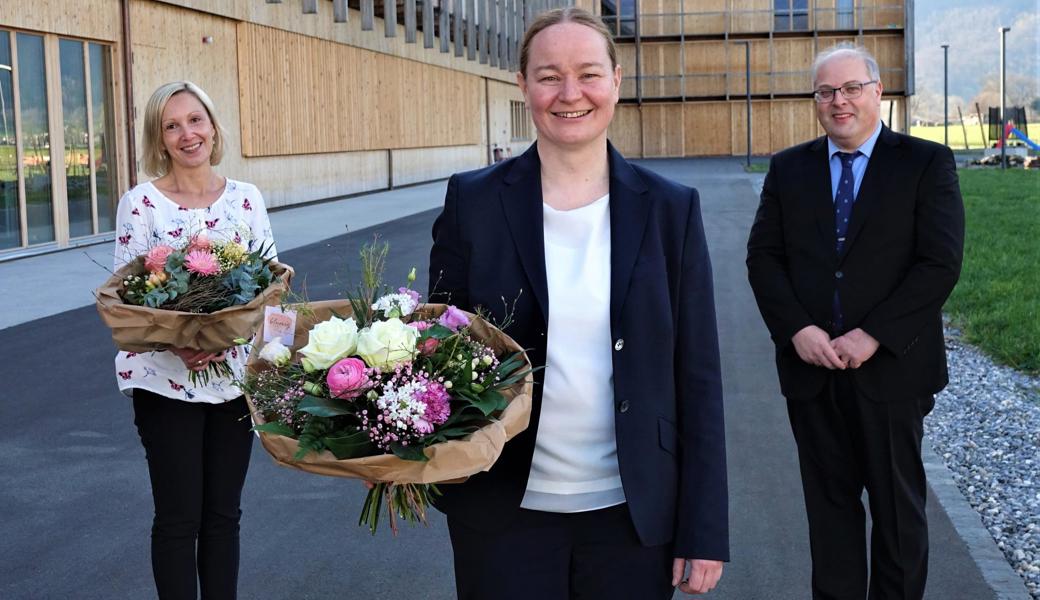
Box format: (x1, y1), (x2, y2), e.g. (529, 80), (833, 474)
(302, 0), (317, 14)
(385, 0), (398, 37)
(466, 0), (476, 60)
(423, 0), (434, 48)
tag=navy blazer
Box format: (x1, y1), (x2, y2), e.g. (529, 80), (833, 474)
(428, 142), (729, 560)
(747, 126), (964, 401)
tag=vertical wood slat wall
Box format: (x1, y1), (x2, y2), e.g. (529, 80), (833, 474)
(237, 23), (483, 157)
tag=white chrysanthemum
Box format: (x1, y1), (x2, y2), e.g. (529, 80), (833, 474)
(371, 293), (419, 318)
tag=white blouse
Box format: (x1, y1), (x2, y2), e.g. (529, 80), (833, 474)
(521, 193), (626, 513)
(112, 179), (277, 404)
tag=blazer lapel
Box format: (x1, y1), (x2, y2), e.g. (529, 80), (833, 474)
(607, 142), (651, 329)
(500, 144), (550, 324)
(839, 125), (902, 263)
(807, 137), (838, 251)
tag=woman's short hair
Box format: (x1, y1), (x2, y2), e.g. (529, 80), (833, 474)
(519, 7), (618, 78)
(141, 81), (226, 177)
(811, 43), (881, 85)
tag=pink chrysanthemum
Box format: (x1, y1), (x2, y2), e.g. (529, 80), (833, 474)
(144, 245), (175, 273)
(184, 250), (220, 275)
(419, 380), (451, 427)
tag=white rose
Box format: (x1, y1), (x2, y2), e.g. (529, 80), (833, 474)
(258, 340), (291, 367)
(297, 316), (359, 372)
(356, 318), (419, 370)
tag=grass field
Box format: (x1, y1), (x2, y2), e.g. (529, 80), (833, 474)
(945, 168), (1039, 374)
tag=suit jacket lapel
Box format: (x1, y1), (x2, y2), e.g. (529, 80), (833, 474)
(607, 142), (650, 329)
(808, 137), (837, 251)
(839, 125), (902, 263)
(500, 144), (550, 324)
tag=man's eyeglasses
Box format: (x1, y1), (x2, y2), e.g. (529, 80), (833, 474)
(813, 80), (878, 103)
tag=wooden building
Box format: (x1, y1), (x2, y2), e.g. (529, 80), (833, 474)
(0, 0), (558, 258)
(601, 0), (913, 157)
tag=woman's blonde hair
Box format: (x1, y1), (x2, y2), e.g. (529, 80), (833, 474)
(519, 7), (618, 78)
(141, 81), (226, 177)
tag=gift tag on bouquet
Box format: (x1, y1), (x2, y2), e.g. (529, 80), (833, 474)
(263, 306), (297, 346)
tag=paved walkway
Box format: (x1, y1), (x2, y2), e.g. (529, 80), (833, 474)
(0, 158), (1028, 599)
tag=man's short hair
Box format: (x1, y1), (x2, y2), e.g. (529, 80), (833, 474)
(811, 43), (881, 85)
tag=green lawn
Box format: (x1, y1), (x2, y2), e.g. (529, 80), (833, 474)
(945, 168), (1039, 374)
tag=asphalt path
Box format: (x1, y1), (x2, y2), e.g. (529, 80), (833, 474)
(0, 160), (995, 599)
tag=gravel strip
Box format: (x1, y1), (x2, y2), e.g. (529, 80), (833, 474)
(925, 327), (1040, 598)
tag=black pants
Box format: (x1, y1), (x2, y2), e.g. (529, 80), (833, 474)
(447, 503), (674, 600)
(787, 373), (933, 600)
(133, 390), (253, 600)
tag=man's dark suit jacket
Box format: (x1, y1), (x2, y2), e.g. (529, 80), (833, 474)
(746, 125), (964, 402)
(428, 142), (729, 561)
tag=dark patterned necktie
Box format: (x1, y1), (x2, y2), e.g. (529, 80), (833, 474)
(832, 151), (861, 332)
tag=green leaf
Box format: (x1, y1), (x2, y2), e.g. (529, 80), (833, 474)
(297, 394), (354, 417)
(471, 389), (504, 416)
(325, 429), (377, 459)
(389, 442), (429, 462)
(252, 422), (295, 437)
(425, 324), (455, 340)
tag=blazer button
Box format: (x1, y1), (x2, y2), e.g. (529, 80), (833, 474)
(617, 399), (630, 413)
(835, 270), (844, 279)
(614, 338), (624, 351)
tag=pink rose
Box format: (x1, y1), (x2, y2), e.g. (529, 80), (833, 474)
(144, 245), (175, 273)
(438, 306), (470, 332)
(418, 337), (440, 356)
(327, 357), (369, 399)
(187, 232), (212, 252)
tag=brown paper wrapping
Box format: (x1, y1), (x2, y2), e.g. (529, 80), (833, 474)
(95, 259), (294, 353)
(246, 301), (534, 484)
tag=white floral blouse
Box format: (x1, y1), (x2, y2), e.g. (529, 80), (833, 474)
(112, 179), (277, 403)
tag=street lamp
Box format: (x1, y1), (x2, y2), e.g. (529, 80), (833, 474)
(941, 44), (948, 147)
(999, 26), (1010, 170)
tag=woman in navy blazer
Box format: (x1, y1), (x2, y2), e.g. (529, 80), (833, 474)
(429, 8), (728, 598)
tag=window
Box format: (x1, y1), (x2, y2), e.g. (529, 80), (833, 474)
(0, 29), (118, 254)
(774, 0), (809, 32)
(601, 0), (636, 37)
(510, 100), (531, 141)
(836, 0), (855, 30)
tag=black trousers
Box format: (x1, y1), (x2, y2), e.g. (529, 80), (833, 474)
(787, 373), (934, 600)
(447, 503), (674, 600)
(133, 390), (254, 600)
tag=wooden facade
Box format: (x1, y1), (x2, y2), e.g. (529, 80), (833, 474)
(604, 0), (912, 157)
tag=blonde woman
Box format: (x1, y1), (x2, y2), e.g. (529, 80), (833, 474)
(113, 81), (275, 600)
(429, 8), (727, 598)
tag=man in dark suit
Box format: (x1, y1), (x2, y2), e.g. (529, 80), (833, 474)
(746, 44), (964, 599)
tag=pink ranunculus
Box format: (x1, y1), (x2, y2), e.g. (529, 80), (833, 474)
(408, 320), (433, 331)
(187, 232), (212, 252)
(184, 250), (220, 275)
(327, 357), (369, 399)
(144, 245), (175, 273)
(438, 305), (470, 332)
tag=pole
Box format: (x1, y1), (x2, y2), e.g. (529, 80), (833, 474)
(737, 41), (751, 167)
(957, 105), (969, 150)
(975, 102), (987, 146)
(1000, 27), (1010, 169)
(941, 44), (949, 147)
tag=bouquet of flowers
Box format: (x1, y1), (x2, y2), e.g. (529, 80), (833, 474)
(96, 232), (293, 384)
(242, 244), (534, 534)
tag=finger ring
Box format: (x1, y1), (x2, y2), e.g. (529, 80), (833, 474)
(195, 361), (203, 365)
